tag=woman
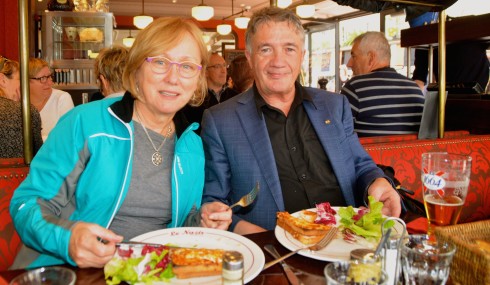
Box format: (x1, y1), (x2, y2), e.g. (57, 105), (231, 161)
(10, 18), (231, 269)
(0, 56), (43, 157)
(28, 58), (74, 141)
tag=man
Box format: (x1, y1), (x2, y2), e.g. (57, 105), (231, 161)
(341, 31), (425, 137)
(200, 7), (401, 235)
(183, 53), (236, 129)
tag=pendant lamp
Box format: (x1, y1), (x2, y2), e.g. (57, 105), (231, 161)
(234, 16), (250, 29)
(217, 24), (232, 35)
(296, 1), (315, 18)
(123, 30), (135, 47)
(192, 0), (214, 21)
(277, 0), (292, 8)
(133, 0), (153, 29)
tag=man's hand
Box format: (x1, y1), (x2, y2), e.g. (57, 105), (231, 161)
(69, 222), (123, 268)
(368, 178), (401, 217)
(200, 202), (232, 230)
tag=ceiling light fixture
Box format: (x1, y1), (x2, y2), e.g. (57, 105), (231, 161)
(234, 16), (250, 29)
(217, 24), (232, 35)
(123, 30), (135, 47)
(133, 0), (153, 29)
(277, 0), (292, 8)
(296, 2), (316, 18)
(192, 0), (214, 21)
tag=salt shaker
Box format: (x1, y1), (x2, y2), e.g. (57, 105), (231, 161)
(222, 251), (244, 285)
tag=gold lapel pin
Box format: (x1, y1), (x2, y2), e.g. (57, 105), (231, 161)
(325, 120), (331, 124)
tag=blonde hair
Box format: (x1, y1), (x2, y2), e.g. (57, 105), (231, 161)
(28, 58), (50, 78)
(95, 45), (128, 92)
(122, 18), (208, 107)
(0, 58), (19, 98)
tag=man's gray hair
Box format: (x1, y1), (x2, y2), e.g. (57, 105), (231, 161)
(354, 31), (391, 62)
(245, 7), (305, 53)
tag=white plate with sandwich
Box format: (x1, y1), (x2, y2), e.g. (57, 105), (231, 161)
(274, 206), (402, 262)
(130, 227), (265, 284)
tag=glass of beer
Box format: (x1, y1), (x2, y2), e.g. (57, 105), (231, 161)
(421, 152), (472, 233)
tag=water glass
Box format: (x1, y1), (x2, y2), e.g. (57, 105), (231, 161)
(421, 152), (471, 233)
(324, 259), (388, 285)
(400, 234), (456, 285)
(9, 266), (76, 285)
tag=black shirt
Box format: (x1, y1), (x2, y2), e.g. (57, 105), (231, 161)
(253, 83), (346, 212)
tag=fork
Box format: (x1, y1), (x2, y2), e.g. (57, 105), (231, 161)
(262, 226), (338, 270)
(228, 181), (259, 210)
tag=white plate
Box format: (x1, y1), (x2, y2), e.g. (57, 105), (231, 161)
(131, 227), (265, 284)
(275, 207), (402, 262)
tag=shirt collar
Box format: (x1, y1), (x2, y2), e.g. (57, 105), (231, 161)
(253, 81), (313, 119)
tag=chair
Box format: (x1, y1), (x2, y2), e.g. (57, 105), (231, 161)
(0, 158), (29, 270)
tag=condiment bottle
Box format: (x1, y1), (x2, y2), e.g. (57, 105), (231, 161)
(222, 251), (244, 285)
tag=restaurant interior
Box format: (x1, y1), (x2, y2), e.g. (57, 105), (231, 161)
(1, 0), (490, 284)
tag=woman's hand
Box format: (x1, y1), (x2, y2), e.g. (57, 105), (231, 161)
(69, 222), (123, 268)
(200, 202), (232, 230)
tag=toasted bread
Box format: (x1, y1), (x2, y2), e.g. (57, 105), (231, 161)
(277, 211), (332, 245)
(170, 248), (225, 279)
(300, 210), (317, 223)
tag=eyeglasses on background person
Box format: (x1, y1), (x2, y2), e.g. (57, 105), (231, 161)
(145, 56), (202, 78)
(30, 74), (54, 83)
(207, 63), (229, 70)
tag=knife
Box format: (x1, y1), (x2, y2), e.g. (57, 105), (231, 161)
(264, 244), (303, 285)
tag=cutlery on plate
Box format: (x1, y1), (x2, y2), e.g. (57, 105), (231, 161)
(264, 244), (303, 285)
(262, 226), (338, 270)
(228, 181), (259, 210)
(115, 241), (165, 248)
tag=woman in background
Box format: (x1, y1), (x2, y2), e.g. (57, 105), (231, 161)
(29, 58), (74, 141)
(0, 56), (42, 157)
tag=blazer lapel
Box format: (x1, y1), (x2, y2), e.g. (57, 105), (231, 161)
(235, 91), (285, 211)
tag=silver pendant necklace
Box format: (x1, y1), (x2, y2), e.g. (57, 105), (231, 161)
(135, 106), (172, 166)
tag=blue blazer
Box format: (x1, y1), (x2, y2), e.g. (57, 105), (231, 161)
(201, 86), (385, 231)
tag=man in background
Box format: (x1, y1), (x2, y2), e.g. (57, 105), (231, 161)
(93, 46), (129, 100)
(341, 31), (425, 137)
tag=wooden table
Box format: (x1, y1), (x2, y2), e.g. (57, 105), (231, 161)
(0, 231), (328, 285)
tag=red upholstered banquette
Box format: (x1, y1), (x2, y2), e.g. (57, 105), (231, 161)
(360, 131), (490, 224)
(0, 158), (28, 270)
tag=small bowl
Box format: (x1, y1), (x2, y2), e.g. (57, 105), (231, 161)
(9, 266), (76, 285)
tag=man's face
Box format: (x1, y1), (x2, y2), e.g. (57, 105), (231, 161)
(206, 54), (227, 89)
(347, 41), (371, 76)
(245, 21), (305, 99)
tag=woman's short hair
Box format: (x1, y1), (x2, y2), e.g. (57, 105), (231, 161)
(0, 56), (19, 78)
(229, 55), (253, 93)
(28, 58), (49, 78)
(245, 7), (305, 53)
(95, 45), (128, 92)
(122, 17), (209, 107)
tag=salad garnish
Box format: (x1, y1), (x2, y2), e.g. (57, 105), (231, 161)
(105, 244), (174, 285)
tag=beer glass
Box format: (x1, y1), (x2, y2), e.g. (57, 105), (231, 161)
(421, 152), (472, 232)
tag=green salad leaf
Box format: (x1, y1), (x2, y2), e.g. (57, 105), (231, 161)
(338, 196), (394, 241)
(104, 245), (174, 285)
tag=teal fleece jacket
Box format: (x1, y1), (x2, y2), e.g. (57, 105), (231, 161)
(9, 92), (204, 269)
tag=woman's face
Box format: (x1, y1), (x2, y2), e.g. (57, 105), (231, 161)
(135, 32), (202, 117)
(29, 66), (53, 98)
(1, 70), (20, 101)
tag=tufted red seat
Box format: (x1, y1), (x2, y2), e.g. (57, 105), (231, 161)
(0, 158), (29, 270)
(360, 131), (490, 224)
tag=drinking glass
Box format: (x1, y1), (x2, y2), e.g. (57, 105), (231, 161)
(9, 266), (76, 285)
(400, 234), (456, 285)
(324, 258), (388, 285)
(421, 152), (471, 233)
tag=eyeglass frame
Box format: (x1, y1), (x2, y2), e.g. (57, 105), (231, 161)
(207, 63), (229, 70)
(145, 56), (202, 78)
(30, 74), (54, 83)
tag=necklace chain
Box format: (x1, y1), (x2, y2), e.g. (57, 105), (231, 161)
(135, 106), (172, 166)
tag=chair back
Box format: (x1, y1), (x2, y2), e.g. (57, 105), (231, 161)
(0, 158), (29, 270)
